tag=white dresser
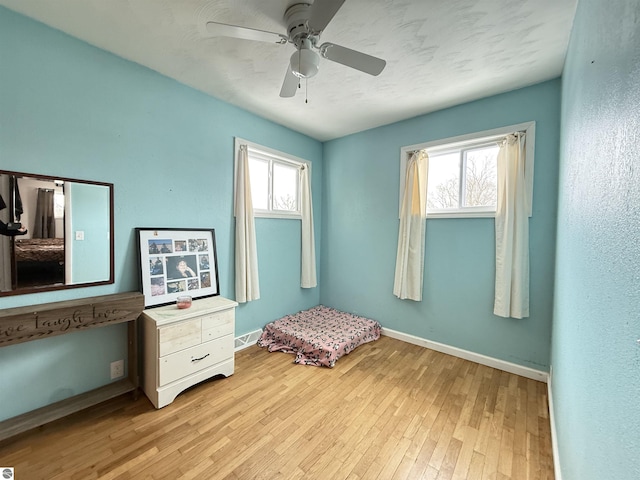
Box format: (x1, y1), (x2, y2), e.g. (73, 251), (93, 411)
(141, 295), (237, 408)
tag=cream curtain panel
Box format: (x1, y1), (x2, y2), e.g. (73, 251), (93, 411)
(234, 144), (260, 303)
(393, 150), (428, 301)
(300, 164), (317, 288)
(494, 133), (530, 318)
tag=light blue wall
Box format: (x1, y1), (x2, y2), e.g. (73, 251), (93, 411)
(0, 6), (322, 421)
(552, 0), (640, 478)
(321, 80), (560, 370)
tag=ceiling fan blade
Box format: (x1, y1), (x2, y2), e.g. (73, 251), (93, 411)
(308, 0), (346, 33)
(319, 43), (386, 76)
(280, 66), (299, 98)
(205, 21), (287, 44)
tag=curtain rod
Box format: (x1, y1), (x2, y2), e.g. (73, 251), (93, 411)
(411, 130), (526, 155)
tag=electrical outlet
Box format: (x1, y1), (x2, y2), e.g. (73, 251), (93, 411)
(110, 359), (124, 379)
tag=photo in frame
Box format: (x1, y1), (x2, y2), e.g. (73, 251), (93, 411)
(136, 228), (220, 308)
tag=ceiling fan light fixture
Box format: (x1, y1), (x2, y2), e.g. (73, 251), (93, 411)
(290, 48), (319, 79)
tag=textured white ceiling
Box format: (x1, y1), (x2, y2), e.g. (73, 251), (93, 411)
(0, 0), (577, 141)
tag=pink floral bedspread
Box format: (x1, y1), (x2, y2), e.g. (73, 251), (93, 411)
(257, 305), (381, 367)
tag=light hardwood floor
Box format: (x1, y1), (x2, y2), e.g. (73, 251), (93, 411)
(0, 336), (554, 479)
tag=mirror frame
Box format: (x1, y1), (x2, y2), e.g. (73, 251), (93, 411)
(0, 169), (114, 297)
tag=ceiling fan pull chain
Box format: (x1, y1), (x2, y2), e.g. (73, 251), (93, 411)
(305, 78), (308, 104)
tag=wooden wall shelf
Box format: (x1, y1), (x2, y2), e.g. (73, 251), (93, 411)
(0, 291), (144, 442)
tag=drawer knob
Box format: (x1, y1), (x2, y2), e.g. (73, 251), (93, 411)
(191, 353), (210, 362)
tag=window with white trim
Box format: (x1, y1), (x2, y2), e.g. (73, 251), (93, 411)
(235, 138), (307, 219)
(400, 122), (535, 218)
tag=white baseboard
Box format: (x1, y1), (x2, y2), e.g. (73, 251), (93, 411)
(234, 329), (262, 352)
(547, 366), (562, 480)
(381, 327), (549, 383)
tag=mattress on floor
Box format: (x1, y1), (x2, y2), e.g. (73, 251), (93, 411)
(257, 305), (381, 367)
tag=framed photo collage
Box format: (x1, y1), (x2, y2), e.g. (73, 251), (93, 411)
(136, 228), (220, 308)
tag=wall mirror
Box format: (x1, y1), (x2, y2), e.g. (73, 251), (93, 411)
(0, 170), (114, 296)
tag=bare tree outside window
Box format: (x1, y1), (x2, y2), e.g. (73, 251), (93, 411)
(464, 146), (498, 207)
(274, 193), (297, 211)
(427, 151), (459, 209)
(428, 177), (459, 209)
(272, 162), (298, 212)
(426, 145), (498, 210)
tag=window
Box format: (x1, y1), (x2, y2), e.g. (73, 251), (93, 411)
(426, 142), (499, 213)
(235, 138), (307, 218)
(400, 122), (535, 218)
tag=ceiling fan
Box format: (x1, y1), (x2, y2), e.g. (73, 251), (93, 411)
(205, 0), (386, 97)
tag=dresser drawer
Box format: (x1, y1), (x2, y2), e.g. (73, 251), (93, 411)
(201, 308), (234, 341)
(158, 318), (201, 357)
(158, 335), (233, 386)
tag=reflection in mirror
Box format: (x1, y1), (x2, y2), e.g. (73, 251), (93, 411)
(0, 170), (114, 296)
